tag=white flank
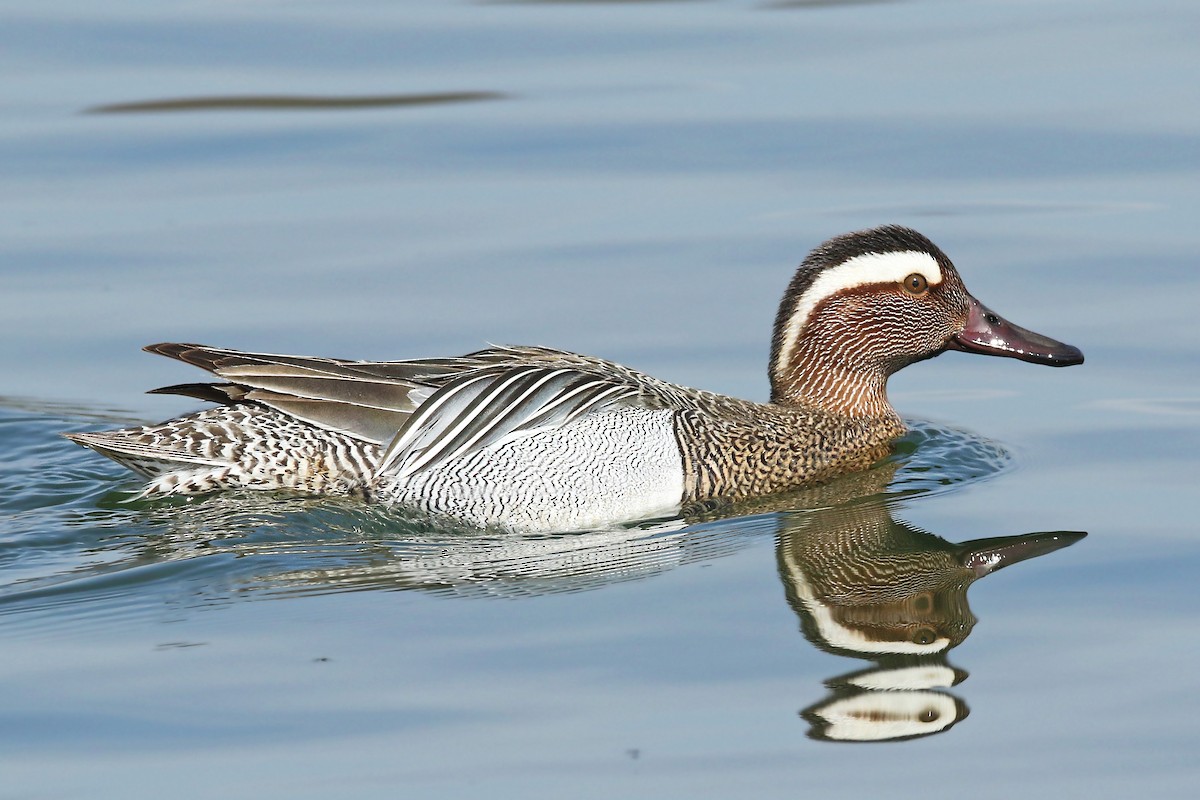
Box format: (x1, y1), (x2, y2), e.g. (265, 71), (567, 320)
(774, 250), (944, 377)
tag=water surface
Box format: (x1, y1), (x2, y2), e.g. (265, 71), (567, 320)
(2, 0), (1198, 797)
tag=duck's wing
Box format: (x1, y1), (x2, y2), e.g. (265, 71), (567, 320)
(374, 361), (652, 480)
(144, 343), (496, 445)
(143, 344), (686, 460)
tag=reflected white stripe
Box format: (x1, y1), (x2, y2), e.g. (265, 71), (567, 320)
(815, 693), (961, 742)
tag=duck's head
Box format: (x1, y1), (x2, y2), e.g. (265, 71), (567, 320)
(769, 225), (1083, 415)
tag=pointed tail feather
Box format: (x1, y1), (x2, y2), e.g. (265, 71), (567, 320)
(65, 430), (227, 477)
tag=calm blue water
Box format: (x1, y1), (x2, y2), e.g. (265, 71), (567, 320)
(2, 1), (1198, 797)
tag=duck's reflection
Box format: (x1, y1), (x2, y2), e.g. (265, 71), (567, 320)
(775, 499), (1083, 741)
(96, 473), (1085, 744)
(122, 474), (1081, 743)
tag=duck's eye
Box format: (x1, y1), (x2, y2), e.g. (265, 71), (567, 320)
(902, 273), (929, 295)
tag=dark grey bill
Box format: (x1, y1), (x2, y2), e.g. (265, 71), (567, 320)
(948, 298), (1084, 367)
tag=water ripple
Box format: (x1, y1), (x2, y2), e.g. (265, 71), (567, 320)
(1, 402), (1010, 630)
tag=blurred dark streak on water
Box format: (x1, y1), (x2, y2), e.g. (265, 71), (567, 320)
(86, 91), (509, 115)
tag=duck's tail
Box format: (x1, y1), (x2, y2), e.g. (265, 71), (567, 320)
(65, 405), (379, 499)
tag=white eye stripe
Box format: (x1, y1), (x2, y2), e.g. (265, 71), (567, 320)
(774, 250), (943, 378)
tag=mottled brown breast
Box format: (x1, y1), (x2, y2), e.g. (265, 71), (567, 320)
(672, 397), (905, 504)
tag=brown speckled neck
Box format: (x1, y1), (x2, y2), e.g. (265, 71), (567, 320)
(774, 357), (895, 420)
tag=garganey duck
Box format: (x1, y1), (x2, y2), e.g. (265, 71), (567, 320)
(67, 226), (1083, 532)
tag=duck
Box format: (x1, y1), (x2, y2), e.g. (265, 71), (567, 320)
(67, 225), (1083, 532)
